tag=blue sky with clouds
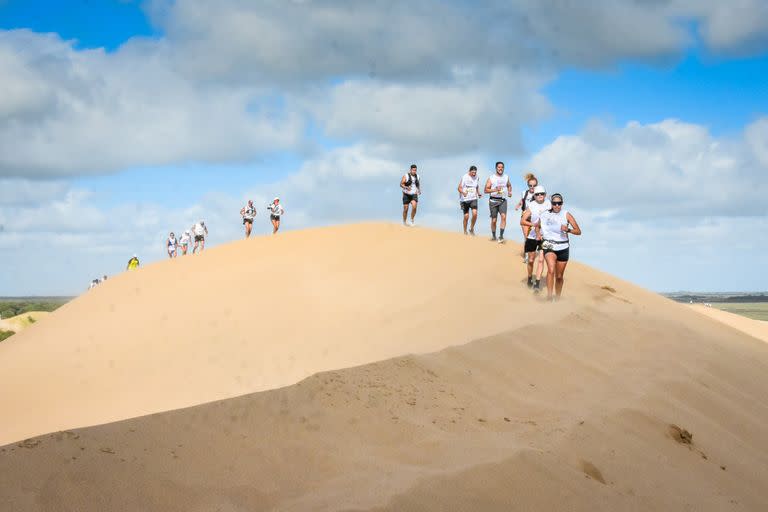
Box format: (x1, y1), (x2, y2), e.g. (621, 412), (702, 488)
(1, 0), (766, 295)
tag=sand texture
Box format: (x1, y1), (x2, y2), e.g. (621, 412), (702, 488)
(690, 304), (768, 343)
(1, 223), (767, 511)
(0, 311), (49, 333)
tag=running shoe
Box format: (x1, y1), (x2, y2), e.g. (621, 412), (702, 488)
(527, 276), (534, 288)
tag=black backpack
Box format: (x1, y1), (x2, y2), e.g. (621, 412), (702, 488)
(404, 173), (420, 189)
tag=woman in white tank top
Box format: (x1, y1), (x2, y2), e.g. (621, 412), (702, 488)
(535, 193), (581, 302)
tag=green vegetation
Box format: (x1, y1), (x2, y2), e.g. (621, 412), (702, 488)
(0, 298), (69, 320)
(27, 316), (36, 324)
(0, 329), (15, 342)
(710, 303), (768, 322)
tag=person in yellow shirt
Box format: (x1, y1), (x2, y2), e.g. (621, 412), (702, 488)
(126, 254), (140, 270)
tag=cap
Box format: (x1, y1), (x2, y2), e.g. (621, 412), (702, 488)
(273, 197), (280, 201)
(533, 185), (546, 195)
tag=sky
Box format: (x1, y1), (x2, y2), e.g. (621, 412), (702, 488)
(0, 0), (767, 296)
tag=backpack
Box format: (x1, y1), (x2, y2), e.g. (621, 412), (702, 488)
(404, 173), (420, 189)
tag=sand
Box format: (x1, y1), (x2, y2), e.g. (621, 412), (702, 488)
(689, 304), (768, 343)
(1, 223), (767, 511)
(0, 311), (49, 333)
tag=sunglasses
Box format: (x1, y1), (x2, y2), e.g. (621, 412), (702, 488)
(534, 193), (545, 196)
(551, 202), (563, 206)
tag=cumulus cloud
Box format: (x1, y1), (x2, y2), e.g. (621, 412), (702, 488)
(0, 30), (304, 179)
(527, 117), (768, 217)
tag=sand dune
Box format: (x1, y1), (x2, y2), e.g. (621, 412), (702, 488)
(2, 223), (768, 510)
(690, 304), (768, 343)
(0, 311), (49, 333)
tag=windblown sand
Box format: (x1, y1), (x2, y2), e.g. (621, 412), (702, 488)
(1, 224), (767, 511)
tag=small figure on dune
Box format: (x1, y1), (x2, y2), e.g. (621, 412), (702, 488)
(458, 165), (481, 235)
(536, 193), (581, 302)
(484, 161), (512, 243)
(167, 232), (178, 258)
(192, 221), (208, 253)
(240, 199), (257, 238)
(126, 254), (140, 270)
(267, 197), (284, 234)
(401, 164), (421, 226)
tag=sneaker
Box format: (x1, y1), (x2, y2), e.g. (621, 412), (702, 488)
(533, 280), (541, 293)
(469, 229), (475, 236)
(490, 235), (497, 242)
(527, 276), (533, 288)
(524, 253), (529, 264)
(409, 220), (416, 227)
(497, 236), (505, 244)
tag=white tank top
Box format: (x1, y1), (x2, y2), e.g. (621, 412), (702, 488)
(460, 173), (479, 201)
(540, 209), (570, 244)
(488, 173), (509, 199)
(526, 200), (551, 239)
(403, 174), (419, 195)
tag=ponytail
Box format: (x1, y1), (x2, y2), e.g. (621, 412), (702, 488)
(524, 172), (536, 183)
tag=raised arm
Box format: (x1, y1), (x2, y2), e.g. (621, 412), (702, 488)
(520, 209), (534, 228)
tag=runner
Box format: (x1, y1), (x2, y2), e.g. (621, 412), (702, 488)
(192, 220), (208, 253)
(458, 165), (482, 235)
(267, 197), (284, 234)
(400, 164), (421, 226)
(520, 185), (550, 292)
(179, 230), (191, 255)
(537, 193), (582, 301)
(240, 199), (257, 238)
(126, 254), (140, 270)
(484, 161), (512, 243)
(515, 172), (538, 238)
(166, 232), (178, 258)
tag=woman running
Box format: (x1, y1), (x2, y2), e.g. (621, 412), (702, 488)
(267, 197), (285, 234)
(515, 173), (538, 239)
(537, 193), (581, 302)
(179, 230), (191, 255)
(240, 200), (257, 238)
(520, 185), (550, 292)
(166, 232), (178, 258)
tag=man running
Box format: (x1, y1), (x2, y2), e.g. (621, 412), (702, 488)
(267, 197), (284, 234)
(167, 232), (178, 258)
(520, 185), (550, 292)
(400, 164), (421, 226)
(484, 161), (512, 243)
(458, 165), (482, 235)
(192, 220), (208, 253)
(240, 199), (257, 238)
(179, 230), (191, 255)
(126, 254), (140, 270)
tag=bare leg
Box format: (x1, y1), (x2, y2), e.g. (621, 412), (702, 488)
(526, 251), (535, 277)
(555, 261), (568, 298)
(463, 211), (469, 233)
(535, 250), (546, 281)
(500, 212), (507, 231)
(245, 222), (252, 238)
(545, 252), (557, 300)
(490, 216), (497, 236)
(402, 204), (408, 224)
(410, 201), (417, 222)
(470, 209), (477, 233)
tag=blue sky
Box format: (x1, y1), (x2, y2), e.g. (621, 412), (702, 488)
(0, 1), (767, 295)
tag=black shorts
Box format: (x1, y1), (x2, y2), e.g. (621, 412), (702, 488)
(270, 215), (280, 221)
(460, 200), (478, 213)
(194, 235), (204, 242)
(243, 218), (253, 225)
(524, 238), (542, 253)
(543, 246), (570, 262)
(402, 193), (418, 205)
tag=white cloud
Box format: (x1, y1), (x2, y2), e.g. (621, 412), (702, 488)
(313, 69), (552, 157)
(0, 30), (304, 179)
(527, 118), (768, 217)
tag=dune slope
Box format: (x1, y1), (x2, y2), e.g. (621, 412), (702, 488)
(2, 223), (605, 445)
(2, 289), (768, 511)
(2, 223), (768, 510)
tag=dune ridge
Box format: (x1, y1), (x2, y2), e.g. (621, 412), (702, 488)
(2, 223), (768, 510)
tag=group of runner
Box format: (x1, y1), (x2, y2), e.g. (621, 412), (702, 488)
(165, 220), (209, 258)
(401, 162), (582, 301)
(240, 197), (285, 238)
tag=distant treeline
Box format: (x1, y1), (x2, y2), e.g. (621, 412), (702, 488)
(0, 298), (70, 319)
(665, 294), (768, 303)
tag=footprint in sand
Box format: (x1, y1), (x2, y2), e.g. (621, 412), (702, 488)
(668, 424), (693, 445)
(581, 460), (607, 484)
